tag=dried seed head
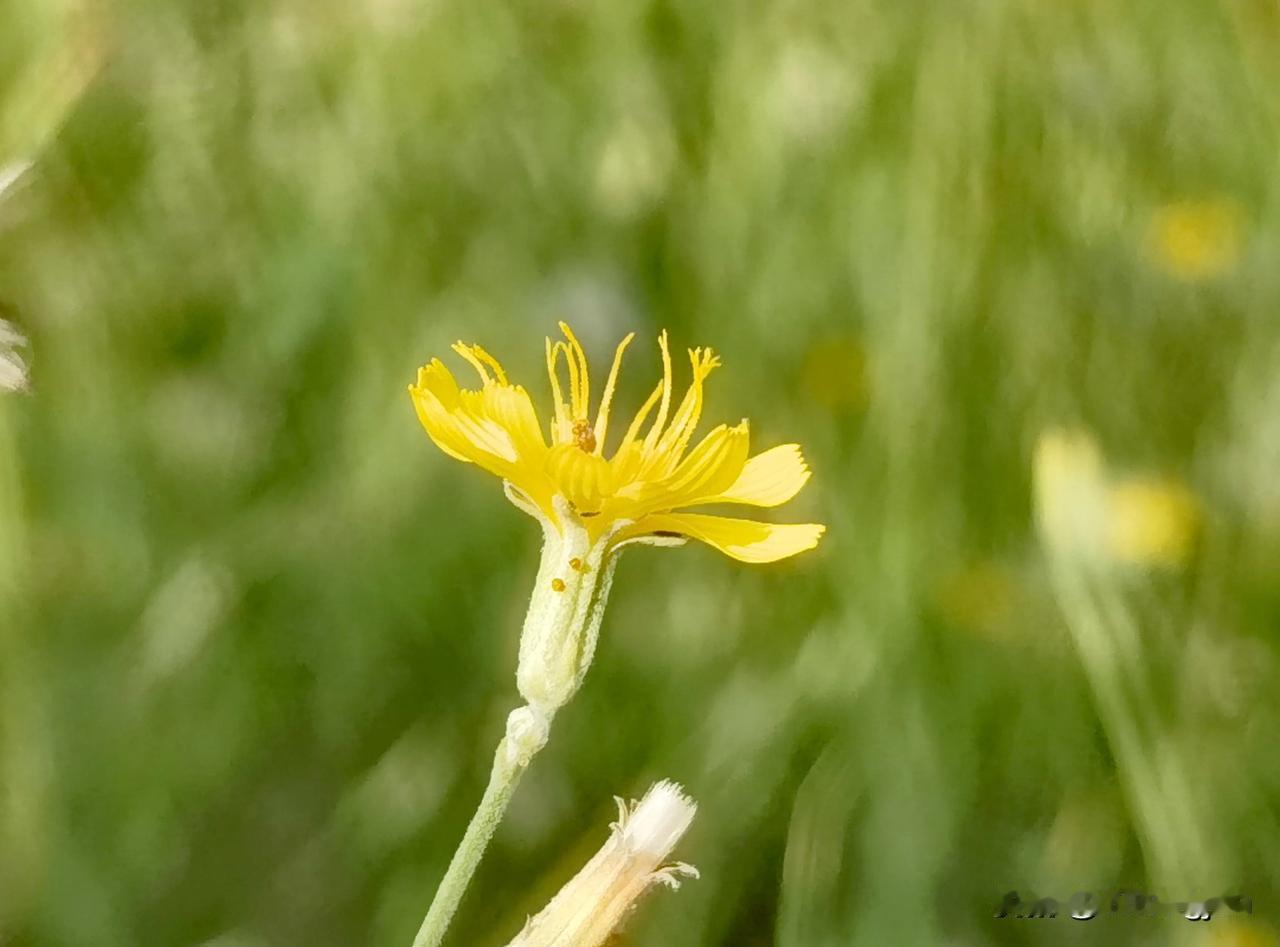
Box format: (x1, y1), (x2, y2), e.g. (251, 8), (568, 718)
(506, 780), (699, 947)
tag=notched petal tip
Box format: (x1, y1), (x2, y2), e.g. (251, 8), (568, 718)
(712, 442), (813, 508)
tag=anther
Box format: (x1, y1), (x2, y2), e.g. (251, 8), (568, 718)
(572, 418), (597, 453)
(551, 577), (567, 592)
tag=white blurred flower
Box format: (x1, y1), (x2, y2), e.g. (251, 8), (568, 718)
(137, 554), (234, 683)
(1033, 429), (1110, 561)
(594, 118), (675, 219)
(340, 726), (456, 855)
(767, 42), (860, 145)
(506, 780), (699, 947)
(0, 319), (30, 393)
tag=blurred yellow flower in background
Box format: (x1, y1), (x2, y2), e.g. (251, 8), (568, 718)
(802, 335), (868, 412)
(1147, 199), (1243, 281)
(1106, 478), (1200, 568)
(1034, 428), (1200, 569)
(933, 560), (1017, 641)
(1205, 918), (1277, 947)
(410, 323), (824, 563)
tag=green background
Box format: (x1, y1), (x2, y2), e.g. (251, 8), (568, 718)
(1, 0), (1278, 944)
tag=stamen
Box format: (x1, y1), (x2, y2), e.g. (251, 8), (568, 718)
(469, 344), (509, 384)
(572, 418), (597, 453)
(557, 341), (582, 420)
(654, 348), (720, 464)
(593, 332), (635, 454)
(618, 381), (663, 454)
(642, 331), (673, 456)
(545, 337), (571, 439)
(558, 322), (591, 418)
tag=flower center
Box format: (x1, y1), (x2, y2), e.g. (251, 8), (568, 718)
(546, 442), (614, 515)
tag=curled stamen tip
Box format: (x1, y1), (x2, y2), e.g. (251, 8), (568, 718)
(557, 321), (583, 347)
(652, 862), (700, 889)
(610, 795), (629, 832)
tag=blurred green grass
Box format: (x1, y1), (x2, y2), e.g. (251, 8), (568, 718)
(2, 0), (1280, 944)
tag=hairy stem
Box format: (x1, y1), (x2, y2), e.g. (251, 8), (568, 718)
(411, 730), (537, 947)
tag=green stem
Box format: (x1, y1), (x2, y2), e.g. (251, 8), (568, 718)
(411, 733), (534, 947)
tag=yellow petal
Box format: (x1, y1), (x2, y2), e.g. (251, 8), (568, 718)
(410, 361), (555, 513)
(410, 389), (472, 463)
(416, 358), (462, 407)
(656, 422), (749, 506)
(411, 382), (517, 466)
(545, 442), (615, 515)
(615, 512), (825, 563)
(710, 444), (811, 508)
(610, 422), (748, 520)
(545, 337), (572, 441)
(470, 384), (547, 457)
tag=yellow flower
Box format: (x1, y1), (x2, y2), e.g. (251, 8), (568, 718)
(1147, 199), (1242, 281)
(409, 323), (823, 564)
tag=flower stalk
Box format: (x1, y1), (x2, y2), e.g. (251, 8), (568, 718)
(411, 497), (623, 947)
(410, 726), (527, 947)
